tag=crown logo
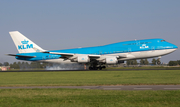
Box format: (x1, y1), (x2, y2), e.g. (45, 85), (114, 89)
(21, 40), (29, 44)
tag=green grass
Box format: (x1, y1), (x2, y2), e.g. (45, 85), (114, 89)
(0, 88), (180, 107)
(0, 70), (180, 86)
(1, 70), (180, 107)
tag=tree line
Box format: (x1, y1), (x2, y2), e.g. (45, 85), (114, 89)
(0, 62), (50, 69)
(0, 59), (179, 69)
(126, 58), (161, 65)
(168, 60), (180, 66)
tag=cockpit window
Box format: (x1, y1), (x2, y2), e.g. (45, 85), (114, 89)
(161, 40), (165, 42)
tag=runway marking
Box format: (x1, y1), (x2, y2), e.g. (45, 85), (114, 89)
(164, 88), (180, 90)
(83, 88), (90, 89)
(134, 88), (152, 90)
(1, 86), (180, 90)
(103, 88), (121, 90)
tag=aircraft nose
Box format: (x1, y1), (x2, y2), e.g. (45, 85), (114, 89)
(173, 44), (178, 49)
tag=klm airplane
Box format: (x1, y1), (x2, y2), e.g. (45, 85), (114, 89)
(8, 31), (178, 70)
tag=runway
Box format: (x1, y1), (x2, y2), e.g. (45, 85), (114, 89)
(1, 68), (180, 72)
(1, 85), (180, 90)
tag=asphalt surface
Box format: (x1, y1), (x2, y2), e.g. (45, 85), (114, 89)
(1, 68), (180, 72)
(0, 85), (180, 90)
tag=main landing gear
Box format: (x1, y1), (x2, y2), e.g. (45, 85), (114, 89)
(88, 60), (106, 70)
(89, 63), (106, 70)
(89, 66), (106, 70)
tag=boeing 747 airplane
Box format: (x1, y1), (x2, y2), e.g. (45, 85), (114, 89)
(8, 31), (178, 70)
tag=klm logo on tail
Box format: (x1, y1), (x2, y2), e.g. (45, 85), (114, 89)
(18, 40), (33, 50)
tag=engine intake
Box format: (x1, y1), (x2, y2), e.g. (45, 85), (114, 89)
(71, 56), (90, 63)
(105, 57), (118, 64)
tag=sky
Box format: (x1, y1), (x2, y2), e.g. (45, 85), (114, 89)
(0, 0), (180, 63)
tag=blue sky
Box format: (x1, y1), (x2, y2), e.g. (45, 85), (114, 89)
(0, 0), (180, 63)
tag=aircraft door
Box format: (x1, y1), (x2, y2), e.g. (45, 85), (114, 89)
(128, 48), (131, 53)
(136, 40), (140, 46)
(151, 46), (155, 51)
(99, 51), (102, 55)
(42, 56), (46, 60)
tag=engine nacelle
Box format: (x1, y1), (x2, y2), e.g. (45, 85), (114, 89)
(105, 57), (118, 64)
(77, 56), (90, 63)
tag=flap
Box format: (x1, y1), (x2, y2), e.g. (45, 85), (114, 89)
(88, 55), (101, 58)
(44, 52), (74, 57)
(117, 54), (127, 58)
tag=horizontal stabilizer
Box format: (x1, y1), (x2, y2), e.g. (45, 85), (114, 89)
(6, 54), (36, 58)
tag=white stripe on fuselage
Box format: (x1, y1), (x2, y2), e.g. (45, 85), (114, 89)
(40, 49), (177, 63)
(119, 48), (177, 60)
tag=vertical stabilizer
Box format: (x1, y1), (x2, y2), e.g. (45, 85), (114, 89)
(9, 31), (45, 53)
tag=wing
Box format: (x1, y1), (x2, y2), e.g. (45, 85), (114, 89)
(44, 52), (100, 59)
(44, 51), (126, 60)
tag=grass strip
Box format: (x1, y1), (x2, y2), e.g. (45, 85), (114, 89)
(0, 88), (180, 107)
(0, 70), (180, 86)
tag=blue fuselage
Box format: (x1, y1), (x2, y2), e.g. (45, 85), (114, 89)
(16, 38), (178, 61)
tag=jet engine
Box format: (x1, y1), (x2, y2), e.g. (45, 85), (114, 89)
(71, 56), (90, 63)
(105, 57), (118, 64)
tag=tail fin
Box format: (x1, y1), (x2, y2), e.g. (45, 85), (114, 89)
(9, 31), (45, 53)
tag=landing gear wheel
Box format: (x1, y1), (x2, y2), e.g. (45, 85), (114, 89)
(89, 66), (98, 70)
(89, 67), (93, 70)
(102, 66), (106, 69)
(93, 67), (98, 70)
(99, 66), (102, 70)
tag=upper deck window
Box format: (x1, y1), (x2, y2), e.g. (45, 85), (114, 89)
(161, 40), (165, 42)
(140, 42), (151, 44)
(123, 42), (152, 46)
(123, 43), (136, 46)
